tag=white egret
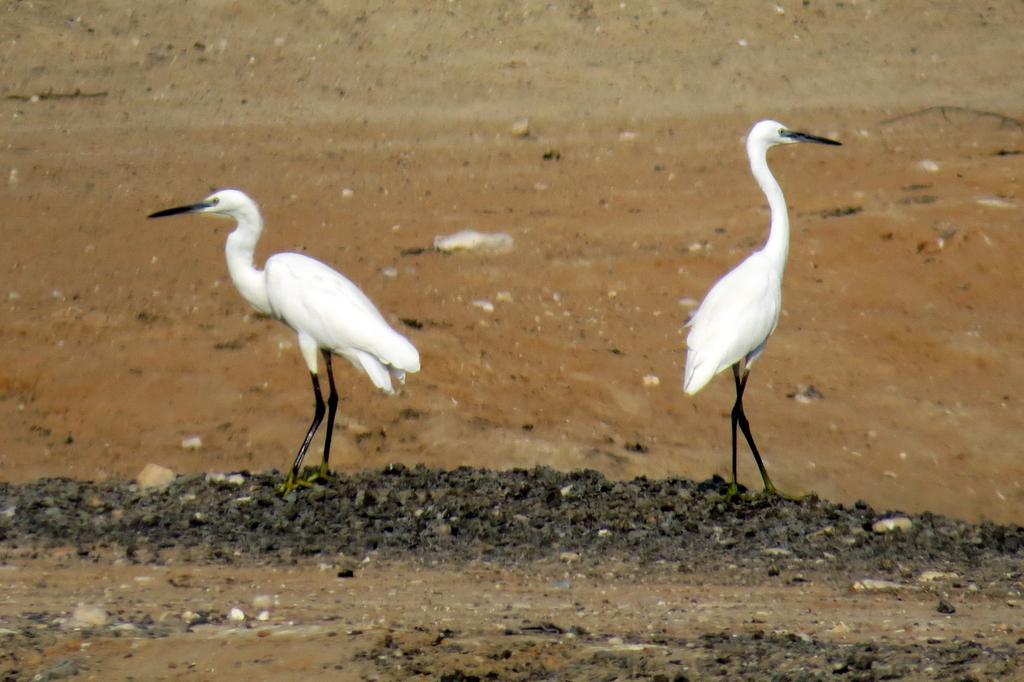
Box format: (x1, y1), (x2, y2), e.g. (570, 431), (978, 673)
(148, 189), (420, 493)
(683, 120), (840, 497)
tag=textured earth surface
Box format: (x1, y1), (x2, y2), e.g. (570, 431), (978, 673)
(2, 1), (1024, 679)
(1, 467), (1023, 680)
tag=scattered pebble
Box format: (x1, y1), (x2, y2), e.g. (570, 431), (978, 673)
(872, 516), (913, 533)
(851, 579), (904, 592)
(510, 118), (531, 137)
(788, 385), (824, 404)
(70, 604), (109, 628)
(495, 291), (514, 303)
(937, 600), (956, 614)
(641, 374), (660, 387)
(136, 463), (175, 490)
(228, 607), (246, 623)
(434, 230), (514, 253)
(471, 299), (495, 313)
(206, 472), (246, 486)
(917, 160), (940, 173)
(975, 197), (1014, 209)
(180, 435), (203, 450)
(918, 570), (959, 583)
(341, 188), (354, 199)
(618, 131), (638, 141)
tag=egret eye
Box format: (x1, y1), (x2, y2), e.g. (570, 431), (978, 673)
(210, 197), (220, 205)
(778, 128), (786, 137)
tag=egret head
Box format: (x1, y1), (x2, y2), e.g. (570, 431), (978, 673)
(749, 119), (842, 149)
(148, 189), (258, 220)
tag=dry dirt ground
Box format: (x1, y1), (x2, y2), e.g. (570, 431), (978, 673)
(2, 1), (1024, 679)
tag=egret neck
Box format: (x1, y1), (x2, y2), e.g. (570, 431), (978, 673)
(748, 134), (790, 275)
(224, 203), (273, 316)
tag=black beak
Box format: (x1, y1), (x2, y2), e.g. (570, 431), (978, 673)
(784, 130), (842, 146)
(148, 200), (215, 219)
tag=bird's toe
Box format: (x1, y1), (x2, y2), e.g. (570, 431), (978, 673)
(277, 471), (315, 496)
(302, 462), (337, 486)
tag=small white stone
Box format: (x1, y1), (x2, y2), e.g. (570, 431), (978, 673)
(975, 196), (1014, 209)
(510, 118), (530, 137)
(341, 188), (354, 199)
(433, 230), (514, 253)
(71, 604), (109, 628)
(763, 547), (791, 556)
(872, 516), (913, 533)
(228, 607), (246, 623)
(618, 130), (638, 141)
(256, 610), (270, 622)
(205, 472), (245, 485)
(852, 579), (904, 592)
(918, 570), (959, 583)
(917, 159), (940, 173)
(381, 266), (398, 278)
(642, 374), (660, 387)
(495, 291), (514, 303)
(136, 463), (175, 490)
(180, 435), (203, 450)
(471, 300), (495, 313)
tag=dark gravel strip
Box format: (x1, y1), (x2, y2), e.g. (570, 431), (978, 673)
(1, 465), (1021, 576)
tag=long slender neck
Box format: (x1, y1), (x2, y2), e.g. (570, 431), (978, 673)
(223, 205), (272, 315)
(748, 138), (790, 272)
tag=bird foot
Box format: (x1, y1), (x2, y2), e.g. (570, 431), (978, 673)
(277, 471), (315, 496)
(302, 463), (337, 486)
(721, 481), (803, 503)
(759, 484), (804, 503)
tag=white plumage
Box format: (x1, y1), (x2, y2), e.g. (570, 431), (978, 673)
(683, 120), (840, 496)
(684, 251), (780, 396)
(263, 252), (419, 393)
(149, 189), (419, 492)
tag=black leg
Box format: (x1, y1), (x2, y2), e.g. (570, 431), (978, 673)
(729, 364), (742, 493)
(288, 371), (325, 481)
(731, 364), (777, 494)
(318, 350), (340, 475)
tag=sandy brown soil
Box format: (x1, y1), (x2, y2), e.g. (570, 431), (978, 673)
(2, 1), (1024, 679)
(2, 559), (1018, 680)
